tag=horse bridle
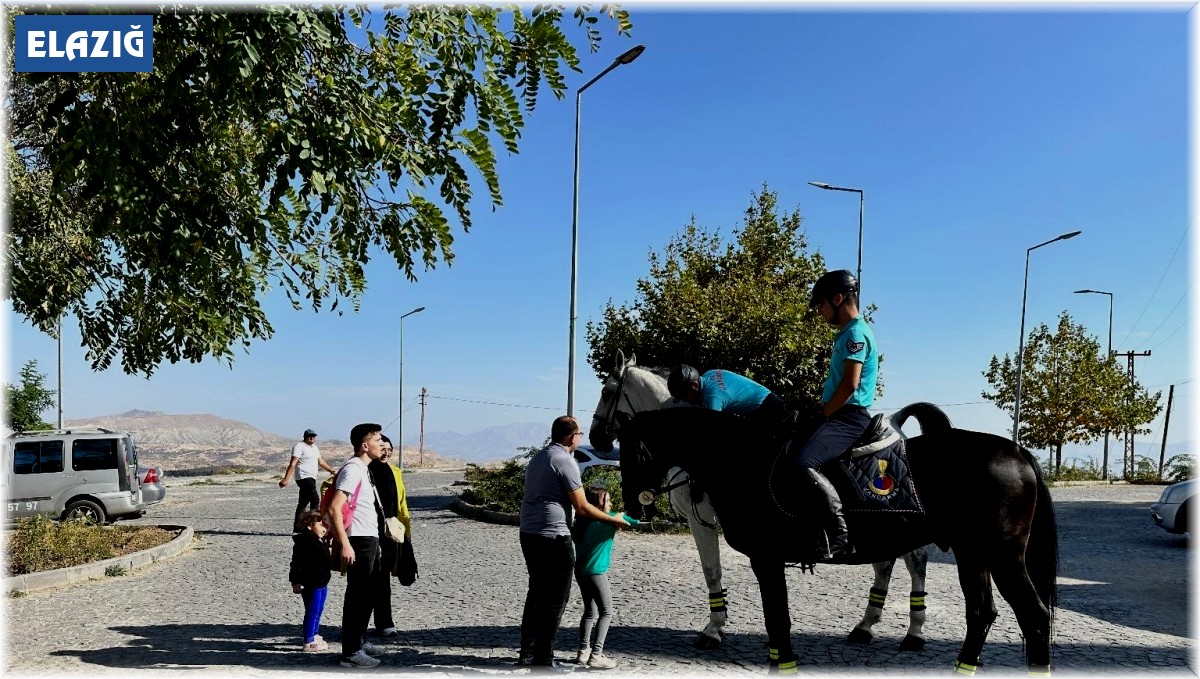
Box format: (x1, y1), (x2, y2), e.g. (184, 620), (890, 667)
(591, 367), (637, 442)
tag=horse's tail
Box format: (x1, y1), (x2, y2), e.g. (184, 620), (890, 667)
(889, 402), (953, 435)
(1022, 443), (1059, 615)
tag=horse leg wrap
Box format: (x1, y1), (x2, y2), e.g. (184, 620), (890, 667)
(954, 661), (978, 676)
(767, 646), (780, 663)
(909, 590), (926, 612)
(709, 589), (728, 613)
(868, 587), (887, 609)
(1027, 669), (1052, 678)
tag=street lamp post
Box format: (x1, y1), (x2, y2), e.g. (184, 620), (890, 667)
(568, 44), (646, 418)
(1012, 230), (1082, 445)
(399, 306), (425, 470)
(1075, 288), (1114, 479)
(808, 181), (865, 298)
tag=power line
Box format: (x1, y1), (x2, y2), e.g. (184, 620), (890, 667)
(1137, 283), (1192, 350)
(1146, 309), (1193, 352)
(1118, 220), (1189, 349)
(427, 394), (597, 415)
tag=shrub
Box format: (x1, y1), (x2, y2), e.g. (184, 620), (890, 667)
(1043, 458), (1104, 483)
(7, 515), (176, 575)
(104, 565), (127, 577)
(1162, 454), (1194, 483)
(459, 452), (687, 528)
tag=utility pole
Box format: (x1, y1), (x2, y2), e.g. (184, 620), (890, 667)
(1159, 384), (1175, 480)
(418, 387), (427, 467)
(1113, 350), (1151, 478)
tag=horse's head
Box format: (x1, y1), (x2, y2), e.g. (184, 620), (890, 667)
(588, 350), (672, 453)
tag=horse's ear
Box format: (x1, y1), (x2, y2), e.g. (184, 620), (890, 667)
(615, 349), (626, 374)
(628, 352), (637, 366)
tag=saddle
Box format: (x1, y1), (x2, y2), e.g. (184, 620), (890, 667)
(769, 413), (924, 520)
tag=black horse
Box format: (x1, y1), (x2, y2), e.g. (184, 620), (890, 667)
(617, 403), (1057, 675)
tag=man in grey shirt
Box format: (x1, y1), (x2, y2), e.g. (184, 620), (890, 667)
(517, 416), (631, 667)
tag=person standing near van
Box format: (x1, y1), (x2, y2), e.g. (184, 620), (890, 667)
(280, 428), (337, 533)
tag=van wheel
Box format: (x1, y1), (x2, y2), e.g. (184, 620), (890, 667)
(64, 500), (106, 525)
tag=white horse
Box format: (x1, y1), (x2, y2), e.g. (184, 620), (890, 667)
(587, 350), (930, 651)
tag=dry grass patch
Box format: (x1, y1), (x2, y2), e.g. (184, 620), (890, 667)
(7, 515), (178, 575)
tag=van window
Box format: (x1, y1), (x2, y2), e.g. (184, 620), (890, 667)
(72, 439), (118, 471)
(14, 440), (65, 475)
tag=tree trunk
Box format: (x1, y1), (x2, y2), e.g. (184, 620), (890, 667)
(1055, 443), (1063, 476)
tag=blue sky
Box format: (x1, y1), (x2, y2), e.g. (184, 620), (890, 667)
(6, 7), (1194, 470)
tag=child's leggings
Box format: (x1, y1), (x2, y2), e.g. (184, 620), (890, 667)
(576, 571), (612, 654)
(302, 586), (329, 643)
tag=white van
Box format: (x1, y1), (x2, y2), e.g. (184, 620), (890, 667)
(4, 428), (144, 524)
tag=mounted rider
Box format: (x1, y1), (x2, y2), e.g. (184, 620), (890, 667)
(666, 365), (790, 434)
(792, 269), (878, 562)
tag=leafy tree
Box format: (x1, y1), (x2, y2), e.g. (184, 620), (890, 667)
(983, 312), (1161, 475)
(586, 185), (867, 413)
(4, 360), (56, 432)
(6, 5), (633, 376)
(1161, 454), (1193, 484)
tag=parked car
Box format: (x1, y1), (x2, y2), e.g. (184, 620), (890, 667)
(4, 427), (143, 524)
(1150, 479), (1195, 534)
(139, 465), (166, 505)
(573, 444), (620, 474)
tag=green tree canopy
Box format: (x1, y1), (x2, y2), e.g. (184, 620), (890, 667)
(983, 311), (1161, 474)
(4, 360), (56, 433)
(7, 5), (632, 376)
(586, 185), (867, 413)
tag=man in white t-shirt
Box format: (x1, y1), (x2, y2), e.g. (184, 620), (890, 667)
(279, 428), (336, 533)
(329, 423), (388, 668)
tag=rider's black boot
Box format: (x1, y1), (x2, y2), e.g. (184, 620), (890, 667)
(801, 467), (852, 561)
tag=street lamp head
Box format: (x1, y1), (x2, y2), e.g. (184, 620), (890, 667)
(1074, 289), (1094, 294)
(616, 44), (646, 65)
(1058, 230), (1082, 241)
(808, 181), (833, 190)
(412, 306), (426, 314)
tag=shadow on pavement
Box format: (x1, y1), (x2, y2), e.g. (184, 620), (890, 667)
(48, 622), (1188, 671)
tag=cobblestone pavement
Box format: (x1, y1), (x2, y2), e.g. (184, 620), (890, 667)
(5, 472), (1192, 676)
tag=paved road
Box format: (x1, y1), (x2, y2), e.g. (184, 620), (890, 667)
(5, 472), (1192, 675)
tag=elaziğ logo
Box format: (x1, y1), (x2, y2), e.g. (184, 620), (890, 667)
(15, 14), (154, 73)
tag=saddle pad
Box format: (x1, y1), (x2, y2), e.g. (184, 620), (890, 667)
(822, 437), (924, 515)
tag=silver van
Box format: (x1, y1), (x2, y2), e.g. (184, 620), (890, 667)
(4, 428), (143, 524)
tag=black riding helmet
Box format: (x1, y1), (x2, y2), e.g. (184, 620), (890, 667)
(809, 269), (859, 310)
(667, 364), (701, 401)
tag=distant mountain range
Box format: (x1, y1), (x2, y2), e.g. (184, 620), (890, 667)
(64, 410), (464, 471)
(415, 422), (551, 463)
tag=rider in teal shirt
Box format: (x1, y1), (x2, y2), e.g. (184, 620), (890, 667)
(667, 366), (788, 428)
(792, 269), (877, 562)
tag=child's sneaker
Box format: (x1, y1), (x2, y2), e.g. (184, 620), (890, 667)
(587, 654), (617, 670)
(360, 642), (387, 657)
(303, 638), (328, 652)
(339, 650), (381, 668)
(574, 648), (591, 665)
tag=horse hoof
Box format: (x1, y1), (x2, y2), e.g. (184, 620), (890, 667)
(899, 634), (926, 652)
(694, 634), (722, 650)
(846, 628), (873, 645)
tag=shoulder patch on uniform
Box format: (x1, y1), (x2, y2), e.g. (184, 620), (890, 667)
(846, 339), (865, 354)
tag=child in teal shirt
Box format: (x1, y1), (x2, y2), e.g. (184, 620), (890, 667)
(571, 485), (640, 670)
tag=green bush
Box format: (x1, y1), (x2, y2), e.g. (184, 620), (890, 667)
(1162, 454), (1194, 483)
(1044, 458), (1104, 483)
(459, 453), (687, 529)
(8, 515), (116, 575)
(7, 515), (176, 575)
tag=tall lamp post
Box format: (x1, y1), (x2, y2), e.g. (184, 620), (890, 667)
(1075, 288), (1114, 479)
(398, 306), (425, 469)
(567, 44), (646, 417)
(1012, 230), (1082, 445)
(808, 181), (865, 297)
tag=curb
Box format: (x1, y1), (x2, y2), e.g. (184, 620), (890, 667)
(8, 525), (194, 594)
(447, 498), (520, 526)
